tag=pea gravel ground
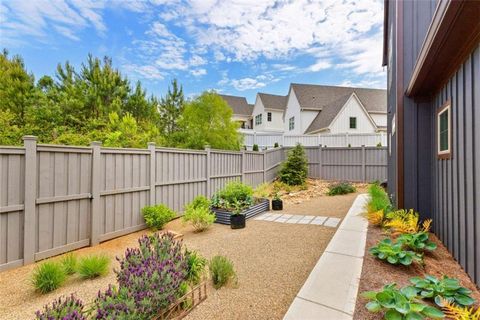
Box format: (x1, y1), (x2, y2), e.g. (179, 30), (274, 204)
(0, 189), (361, 320)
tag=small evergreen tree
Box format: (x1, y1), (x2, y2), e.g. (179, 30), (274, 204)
(279, 143), (308, 186)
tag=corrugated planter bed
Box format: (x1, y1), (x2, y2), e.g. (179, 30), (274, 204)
(211, 198), (270, 225)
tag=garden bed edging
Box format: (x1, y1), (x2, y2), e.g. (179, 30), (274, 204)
(211, 198), (270, 225)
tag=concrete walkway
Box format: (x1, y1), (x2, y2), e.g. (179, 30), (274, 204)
(283, 194), (369, 320)
(254, 213), (341, 228)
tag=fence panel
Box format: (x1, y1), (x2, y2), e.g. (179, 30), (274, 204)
(244, 152), (264, 186)
(365, 147), (388, 182)
(264, 148), (284, 182)
(0, 148), (25, 271)
(210, 150), (242, 195)
(35, 145), (92, 260)
(98, 148), (149, 242)
(155, 148), (207, 213)
(322, 147), (363, 181)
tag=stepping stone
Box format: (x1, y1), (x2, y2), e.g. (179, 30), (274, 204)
(324, 217), (341, 228)
(254, 215), (266, 220)
(264, 216), (278, 221)
(310, 216), (328, 225)
(280, 214), (293, 218)
(276, 217), (289, 223)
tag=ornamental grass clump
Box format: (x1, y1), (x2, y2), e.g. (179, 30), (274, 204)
(60, 253), (78, 275)
(32, 261), (67, 294)
(115, 232), (188, 317)
(77, 254), (110, 279)
(185, 249), (207, 285)
(367, 183), (391, 214)
(35, 294), (86, 320)
(209, 255), (236, 289)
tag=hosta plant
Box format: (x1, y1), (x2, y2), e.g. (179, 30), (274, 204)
(369, 238), (423, 266)
(397, 232), (437, 252)
(363, 284), (444, 319)
(35, 294), (86, 320)
(410, 275), (475, 307)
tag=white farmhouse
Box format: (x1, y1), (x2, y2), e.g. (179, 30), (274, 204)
(283, 84), (387, 134)
(219, 94), (253, 129)
(252, 93), (287, 132)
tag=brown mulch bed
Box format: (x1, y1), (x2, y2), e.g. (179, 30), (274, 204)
(353, 225), (480, 319)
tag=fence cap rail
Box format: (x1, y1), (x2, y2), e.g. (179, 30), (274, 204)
(156, 146), (207, 154)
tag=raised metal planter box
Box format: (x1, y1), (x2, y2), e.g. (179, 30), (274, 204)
(211, 198), (270, 225)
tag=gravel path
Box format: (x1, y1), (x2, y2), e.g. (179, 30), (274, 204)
(0, 191), (359, 320)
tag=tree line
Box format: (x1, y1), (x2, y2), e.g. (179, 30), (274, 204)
(0, 49), (242, 150)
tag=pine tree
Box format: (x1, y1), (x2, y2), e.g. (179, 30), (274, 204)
(279, 143), (308, 185)
(159, 79), (184, 136)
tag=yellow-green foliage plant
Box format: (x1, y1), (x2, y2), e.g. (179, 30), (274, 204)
(253, 183), (270, 199)
(367, 210), (384, 226)
(441, 298), (480, 320)
(384, 209), (432, 235)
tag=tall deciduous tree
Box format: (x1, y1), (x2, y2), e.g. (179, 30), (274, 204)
(177, 91), (242, 150)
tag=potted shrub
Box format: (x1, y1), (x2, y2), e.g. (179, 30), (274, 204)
(211, 181), (269, 227)
(272, 192), (283, 210)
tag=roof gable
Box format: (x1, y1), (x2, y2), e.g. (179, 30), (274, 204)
(219, 94), (253, 116)
(257, 93), (287, 111)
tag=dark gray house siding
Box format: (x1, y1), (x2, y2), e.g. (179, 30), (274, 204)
(385, 0), (480, 286)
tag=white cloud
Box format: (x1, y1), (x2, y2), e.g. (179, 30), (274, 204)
(191, 68), (207, 77)
(231, 77), (266, 91)
(307, 61), (332, 72)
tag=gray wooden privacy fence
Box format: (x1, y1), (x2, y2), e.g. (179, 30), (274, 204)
(0, 137), (386, 272)
(284, 146), (388, 182)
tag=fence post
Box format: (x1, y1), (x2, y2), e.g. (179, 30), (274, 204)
(241, 150), (246, 183)
(148, 142), (156, 206)
(204, 145), (211, 197)
(361, 145), (366, 182)
(23, 136), (37, 265)
(90, 141), (102, 246)
(318, 144), (323, 179)
(263, 150), (267, 183)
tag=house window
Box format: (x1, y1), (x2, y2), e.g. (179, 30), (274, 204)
(289, 117), (295, 131)
(255, 114), (262, 126)
(349, 117), (357, 129)
(267, 112), (272, 122)
(437, 102), (451, 159)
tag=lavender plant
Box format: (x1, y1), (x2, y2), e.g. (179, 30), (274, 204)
(114, 232), (188, 318)
(35, 294), (86, 320)
(92, 285), (139, 320)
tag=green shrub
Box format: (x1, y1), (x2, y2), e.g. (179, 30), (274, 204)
(209, 255), (236, 289)
(211, 181), (253, 210)
(274, 142), (279, 148)
(60, 253), (77, 275)
(185, 250), (207, 285)
(327, 182), (356, 196)
(367, 183), (391, 213)
(182, 206), (216, 232)
(397, 232), (437, 252)
(142, 204), (176, 230)
(252, 144), (259, 151)
(185, 195), (210, 210)
(77, 254), (110, 279)
(369, 238), (423, 266)
(32, 261), (67, 294)
(253, 183), (270, 198)
(410, 275), (475, 307)
(279, 144), (308, 186)
(177, 281), (193, 309)
(363, 283), (444, 319)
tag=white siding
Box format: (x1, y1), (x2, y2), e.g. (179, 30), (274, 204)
(370, 113), (387, 128)
(329, 94), (377, 134)
(301, 111), (319, 134)
(252, 95), (284, 132)
(284, 90), (304, 134)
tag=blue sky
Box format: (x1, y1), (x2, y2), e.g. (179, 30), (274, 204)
(1, 0), (386, 103)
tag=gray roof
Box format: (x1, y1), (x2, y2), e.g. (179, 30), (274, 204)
(219, 94), (253, 116)
(290, 83), (386, 133)
(257, 93), (288, 111)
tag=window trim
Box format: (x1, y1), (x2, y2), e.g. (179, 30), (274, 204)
(255, 114), (262, 126)
(289, 116), (295, 131)
(437, 100), (452, 159)
(349, 117), (357, 129)
(267, 112), (272, 122)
